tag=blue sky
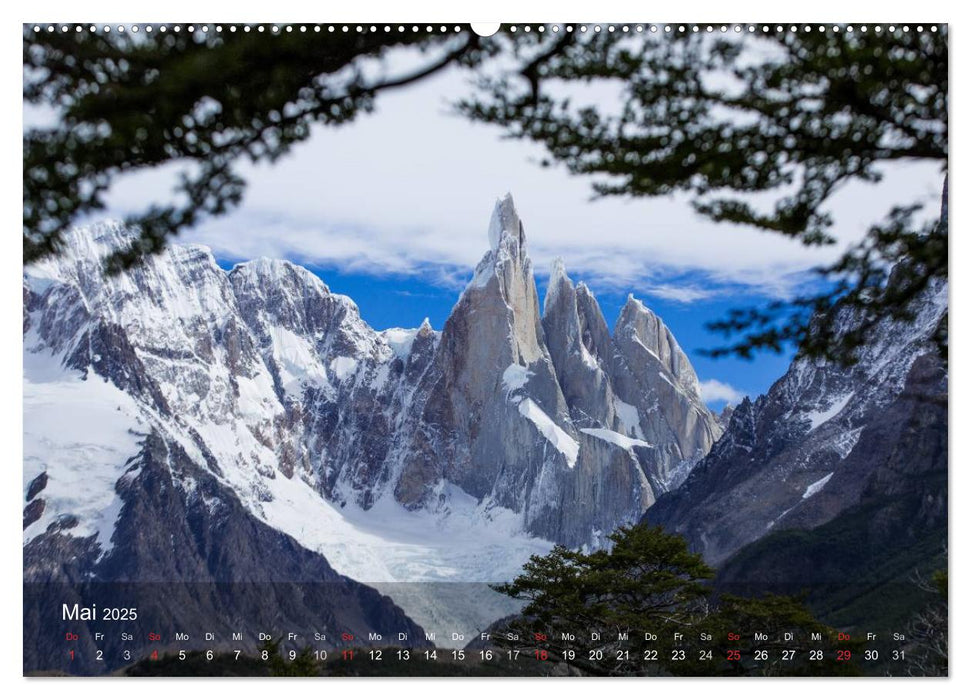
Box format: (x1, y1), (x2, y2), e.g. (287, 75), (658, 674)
(81, 48), (943, 410)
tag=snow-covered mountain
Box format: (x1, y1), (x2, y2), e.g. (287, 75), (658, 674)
(648, 268), (948, 566)
(23, 195), (721, 637)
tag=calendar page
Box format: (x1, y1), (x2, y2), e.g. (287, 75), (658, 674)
(22, 21), (948, 678)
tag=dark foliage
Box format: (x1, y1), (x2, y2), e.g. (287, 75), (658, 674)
(460, 25), (948, 363)
(492, 523), (855, 676)
(23, 25), (488, 271)
(24, 25), (948, 363)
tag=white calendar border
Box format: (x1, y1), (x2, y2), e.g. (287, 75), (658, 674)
(2, 0), (964, 697)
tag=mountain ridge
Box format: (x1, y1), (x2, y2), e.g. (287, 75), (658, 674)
(647, 260), (948, 565)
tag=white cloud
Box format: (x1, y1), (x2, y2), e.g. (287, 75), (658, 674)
(98, 65), (945, 301)
(641, 284), (718, 304)
(699, 379), (746, 406)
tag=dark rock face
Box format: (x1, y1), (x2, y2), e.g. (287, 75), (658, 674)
(23, 499), (44, 529)
(714, 352), (947, 629)
(647, 275), (948, 566)
(716, 405), (735, 432)
(26, 471), (48, 501)
(23, 433), (425, 674)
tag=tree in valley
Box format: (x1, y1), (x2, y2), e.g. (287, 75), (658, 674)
(258, 637), (320, 676)
(491, 523), (856, 676)
(904, 568), (948, 676)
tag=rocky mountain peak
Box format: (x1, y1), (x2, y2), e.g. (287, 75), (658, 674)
(543, 256), (576, 317)
(56, 220), (136, 263)
(466, 193), (534, 296)
(540, 258), (614, 376)
(456, 194), (549, 374)
(488, 192), (524, 253)
(231, 256), (328, 290)
(573, 282), (613, 359)
(615, 293), (699, 394)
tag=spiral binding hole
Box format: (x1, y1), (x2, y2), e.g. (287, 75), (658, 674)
(26, 23), (941, 36)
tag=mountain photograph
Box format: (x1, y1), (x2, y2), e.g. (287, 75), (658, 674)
(22, 22), (947, 678)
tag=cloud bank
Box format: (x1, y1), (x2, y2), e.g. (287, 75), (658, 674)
(98, 66), (944, 304)
(699, 379), (746, 406)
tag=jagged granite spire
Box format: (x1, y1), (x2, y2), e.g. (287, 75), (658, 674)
(615, 293), (700, 393)
(488, 192), (523, 253)
(542, 259), (721, 496)
(396, 195), (573, 518)
(542, 257), (617, 431)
